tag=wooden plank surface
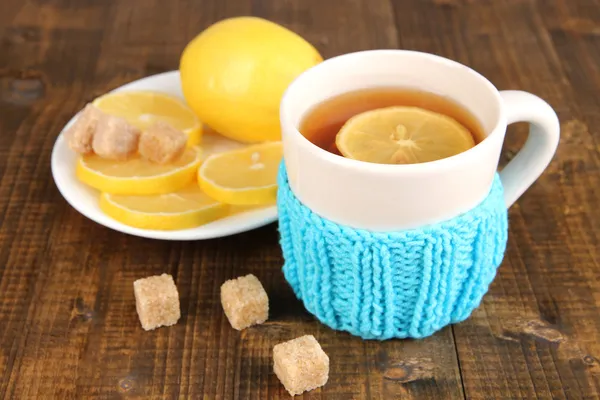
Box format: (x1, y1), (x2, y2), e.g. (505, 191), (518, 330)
(0, 0), (599, 398)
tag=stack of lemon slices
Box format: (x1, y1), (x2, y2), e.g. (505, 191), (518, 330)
(75, 91), (282, 231)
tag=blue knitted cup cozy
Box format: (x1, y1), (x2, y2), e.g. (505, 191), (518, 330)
(277, 164), (508, 340)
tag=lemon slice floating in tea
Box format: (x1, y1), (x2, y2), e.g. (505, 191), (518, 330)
(100, 184), (228, 230)
(335, 106), (475, 164)
(198, 142), (282, 205)
(93, 91), (202, 146)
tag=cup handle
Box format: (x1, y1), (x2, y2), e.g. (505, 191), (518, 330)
(498, 90), (560, 207)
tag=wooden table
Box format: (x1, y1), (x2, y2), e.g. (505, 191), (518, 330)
(1, 0), (599, 398)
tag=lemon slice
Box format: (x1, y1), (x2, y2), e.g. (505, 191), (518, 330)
(77, 147), (202, 195)
(336, 106), (475, 164)
(198, 142), (282, 205)
(100, 185), (228, 230)
(93, 91), (202, 146)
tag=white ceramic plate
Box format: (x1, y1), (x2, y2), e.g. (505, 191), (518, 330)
(51, 71), (278, 240)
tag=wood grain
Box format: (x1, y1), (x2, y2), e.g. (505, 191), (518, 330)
(1, 0), (599, 398)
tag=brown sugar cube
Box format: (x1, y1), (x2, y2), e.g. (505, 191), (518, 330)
(133, 273), (180, 331)
(65, 104), (103, 154)
(92, 115), (140, 160)
(139, 122), (187, 164)
(273, 335), (329, 396)
(220, 274), (268, 330)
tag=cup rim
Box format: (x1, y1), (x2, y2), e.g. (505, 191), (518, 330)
(280, 49), (506, 173)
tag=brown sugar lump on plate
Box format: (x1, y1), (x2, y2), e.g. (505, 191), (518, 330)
(65, 103), (104, 154)
(273, 335), (329, 396)
(220, 274), (268, 330)
(139, 121), (188, 164)
(133, 273), (180, 331)
(92, 115), (140, 160)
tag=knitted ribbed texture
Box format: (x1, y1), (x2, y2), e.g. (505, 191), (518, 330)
(277, 165), (508, 340)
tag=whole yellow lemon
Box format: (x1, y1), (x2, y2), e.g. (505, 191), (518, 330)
(180, 17), (323, 143)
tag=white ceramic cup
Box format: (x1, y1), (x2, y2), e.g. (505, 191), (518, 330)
(279, 50), (560, 231)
